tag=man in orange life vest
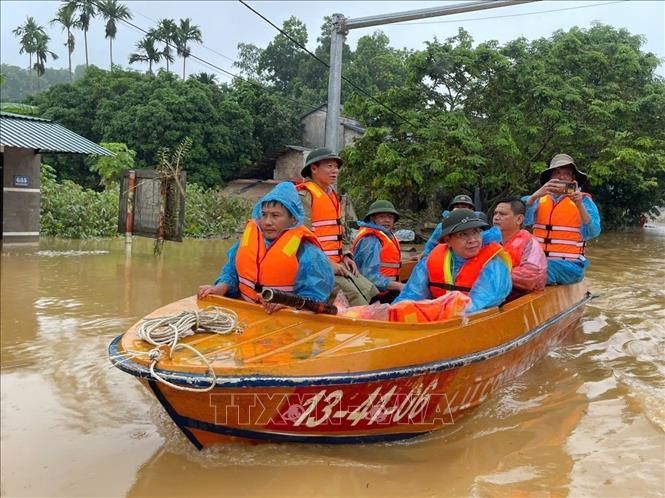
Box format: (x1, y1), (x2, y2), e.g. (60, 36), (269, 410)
(352, 199), (404, 303)
(298, 148), (379, 306)
(523, 154), (601, 285)
(197, 182), (334, 313)
(393, 209), (512, 314)
(492, 198), (547, 293)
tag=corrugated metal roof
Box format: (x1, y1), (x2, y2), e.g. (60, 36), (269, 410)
(0, 112), (112, 155)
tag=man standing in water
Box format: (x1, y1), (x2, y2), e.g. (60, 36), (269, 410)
(524, 153), (601, 284)
(298, 148), (379, 306)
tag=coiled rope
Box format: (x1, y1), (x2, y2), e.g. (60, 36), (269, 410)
(135, 306), (243, 392)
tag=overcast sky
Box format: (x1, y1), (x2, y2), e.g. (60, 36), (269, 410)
(2, 0), (664, 80)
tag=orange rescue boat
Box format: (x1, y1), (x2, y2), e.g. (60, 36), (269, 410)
(108, 281), (589, 449)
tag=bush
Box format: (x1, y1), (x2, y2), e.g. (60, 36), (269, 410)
(184, 183), (251, 238)
(40, 164), (251, 239)
(40, 164), (119, 238)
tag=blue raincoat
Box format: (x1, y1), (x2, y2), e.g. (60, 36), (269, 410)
(352, 221), (399, 292)
(522, 194), (601, 285)
(213, 182), (335, 302)
(423, 210), (500, 257)
(394, 236), (512, 314)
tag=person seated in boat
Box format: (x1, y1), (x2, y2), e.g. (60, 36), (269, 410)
(297, 147), (379, 306)
(423, 194), (498, 257)
(393, 209), (512, 314)
(492, 197), (547, 295)
(523, 153), (601, 285)
(197, 182), (335, 313)
(352, 199), (404, 303)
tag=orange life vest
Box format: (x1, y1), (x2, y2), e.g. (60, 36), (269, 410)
(389, 242), (511, 323)
(351, 226), (401, 280)
(426, 242), (511, 299)
(502, 229), (533, 268)
(235, 220), (321, 303)
(532, 195), (588, 261)
(297, 181), (343, 263)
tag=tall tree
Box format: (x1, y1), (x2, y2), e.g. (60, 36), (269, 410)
(128, 34), (161, 74)
(12, 16), (42, 85)
(175, 18), (202, 79)
(50, 4), (78, 81)
(97, 0), (132, 68)
(66, 0), (96, 67)
(32, 32), (59, 90)
(155, 18), (178, 73)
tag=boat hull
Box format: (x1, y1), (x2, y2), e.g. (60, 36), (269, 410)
(109, 285), (588, 448)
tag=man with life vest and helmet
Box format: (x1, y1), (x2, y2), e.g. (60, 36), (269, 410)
(523, 153), (601, 285)
(197, 182), (334, 314)
(352, 199), (404, 303)
(423, 194), (496, 257)
(393, 209), (512, 316)
(492, 197), (547, 293)
(298, 147), (379, 306)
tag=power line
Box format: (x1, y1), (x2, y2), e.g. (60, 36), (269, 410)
(391, 0), (626, 26)
(238, 0), (419, 129)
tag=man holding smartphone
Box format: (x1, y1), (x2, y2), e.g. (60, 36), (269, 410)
(523, 153), (601, 284)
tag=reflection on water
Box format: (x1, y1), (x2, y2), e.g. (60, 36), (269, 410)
(1, 232), (664, 497)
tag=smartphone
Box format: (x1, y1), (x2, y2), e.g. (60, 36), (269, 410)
(564, 182), (577, 194)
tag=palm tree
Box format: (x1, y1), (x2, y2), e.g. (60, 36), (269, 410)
(128, 34), (161, 74)
(175, 18), (202, 79)
(97, 0), (132, 68)
(154, 18), (178, 73)
(66, 0), (96, 67)
(32, 32), (59, 90)
(50, 4), (78, 81)
(12, 17), (42, 82)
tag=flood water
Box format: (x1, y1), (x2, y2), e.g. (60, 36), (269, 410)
(1, 230), (664, 498)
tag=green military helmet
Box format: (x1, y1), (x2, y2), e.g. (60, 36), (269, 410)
(301, 147), (343, 179)
(364, 199), (400, 222)
(448, 194), (475, 210)
(439, 208), (489, 239)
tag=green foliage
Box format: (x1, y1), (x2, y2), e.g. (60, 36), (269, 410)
(0, 63), (85, 101)
(0, 102), (40, 116)
(341, 24), (665, 228)
(184, 183), (252, 238)
(40, 163), (120, 238)
(88, 142), (136, 188)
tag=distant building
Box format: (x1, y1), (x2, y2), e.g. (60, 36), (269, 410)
(232, 105), (365, 191)
(0, 112), (111, 243)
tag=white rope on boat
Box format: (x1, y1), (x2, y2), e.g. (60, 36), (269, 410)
(134, 306), (243, 392)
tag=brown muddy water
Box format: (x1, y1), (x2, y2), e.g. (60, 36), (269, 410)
(1, 230), (664, 498)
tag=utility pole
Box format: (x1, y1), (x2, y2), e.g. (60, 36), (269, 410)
(324, 0), (539, 152)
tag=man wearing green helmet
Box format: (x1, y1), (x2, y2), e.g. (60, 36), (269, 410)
(352, 199), (405, 303)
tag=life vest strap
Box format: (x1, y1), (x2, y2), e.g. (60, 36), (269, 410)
(312, 219), (342, 227)
(535, 236), (585, 248)
(533, 223), (580, 233)
(429, 282), (472, 293)
(323, 249), (344, 257)
(317, 234), (343, 242)
(545, 251), (586, 261)
(380, 262), (401, 269)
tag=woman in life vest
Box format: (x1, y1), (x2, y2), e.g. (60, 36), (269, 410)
(352, 199), (404, 303)
(422, 194), (500, 258)
(523, 153), (601, 285)
(393, 209), (512, 315)
(197, 182), (334, 314)
(297, 147), (379, 306)
(492, 198), (547, 293)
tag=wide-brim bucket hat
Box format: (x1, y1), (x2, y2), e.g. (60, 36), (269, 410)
(448, 194), (475, 210)
(301, 147), (343, 178)
(539, 153), (588, 186)
(364, 199), (400, 222)
(439, 208), (489, 239)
